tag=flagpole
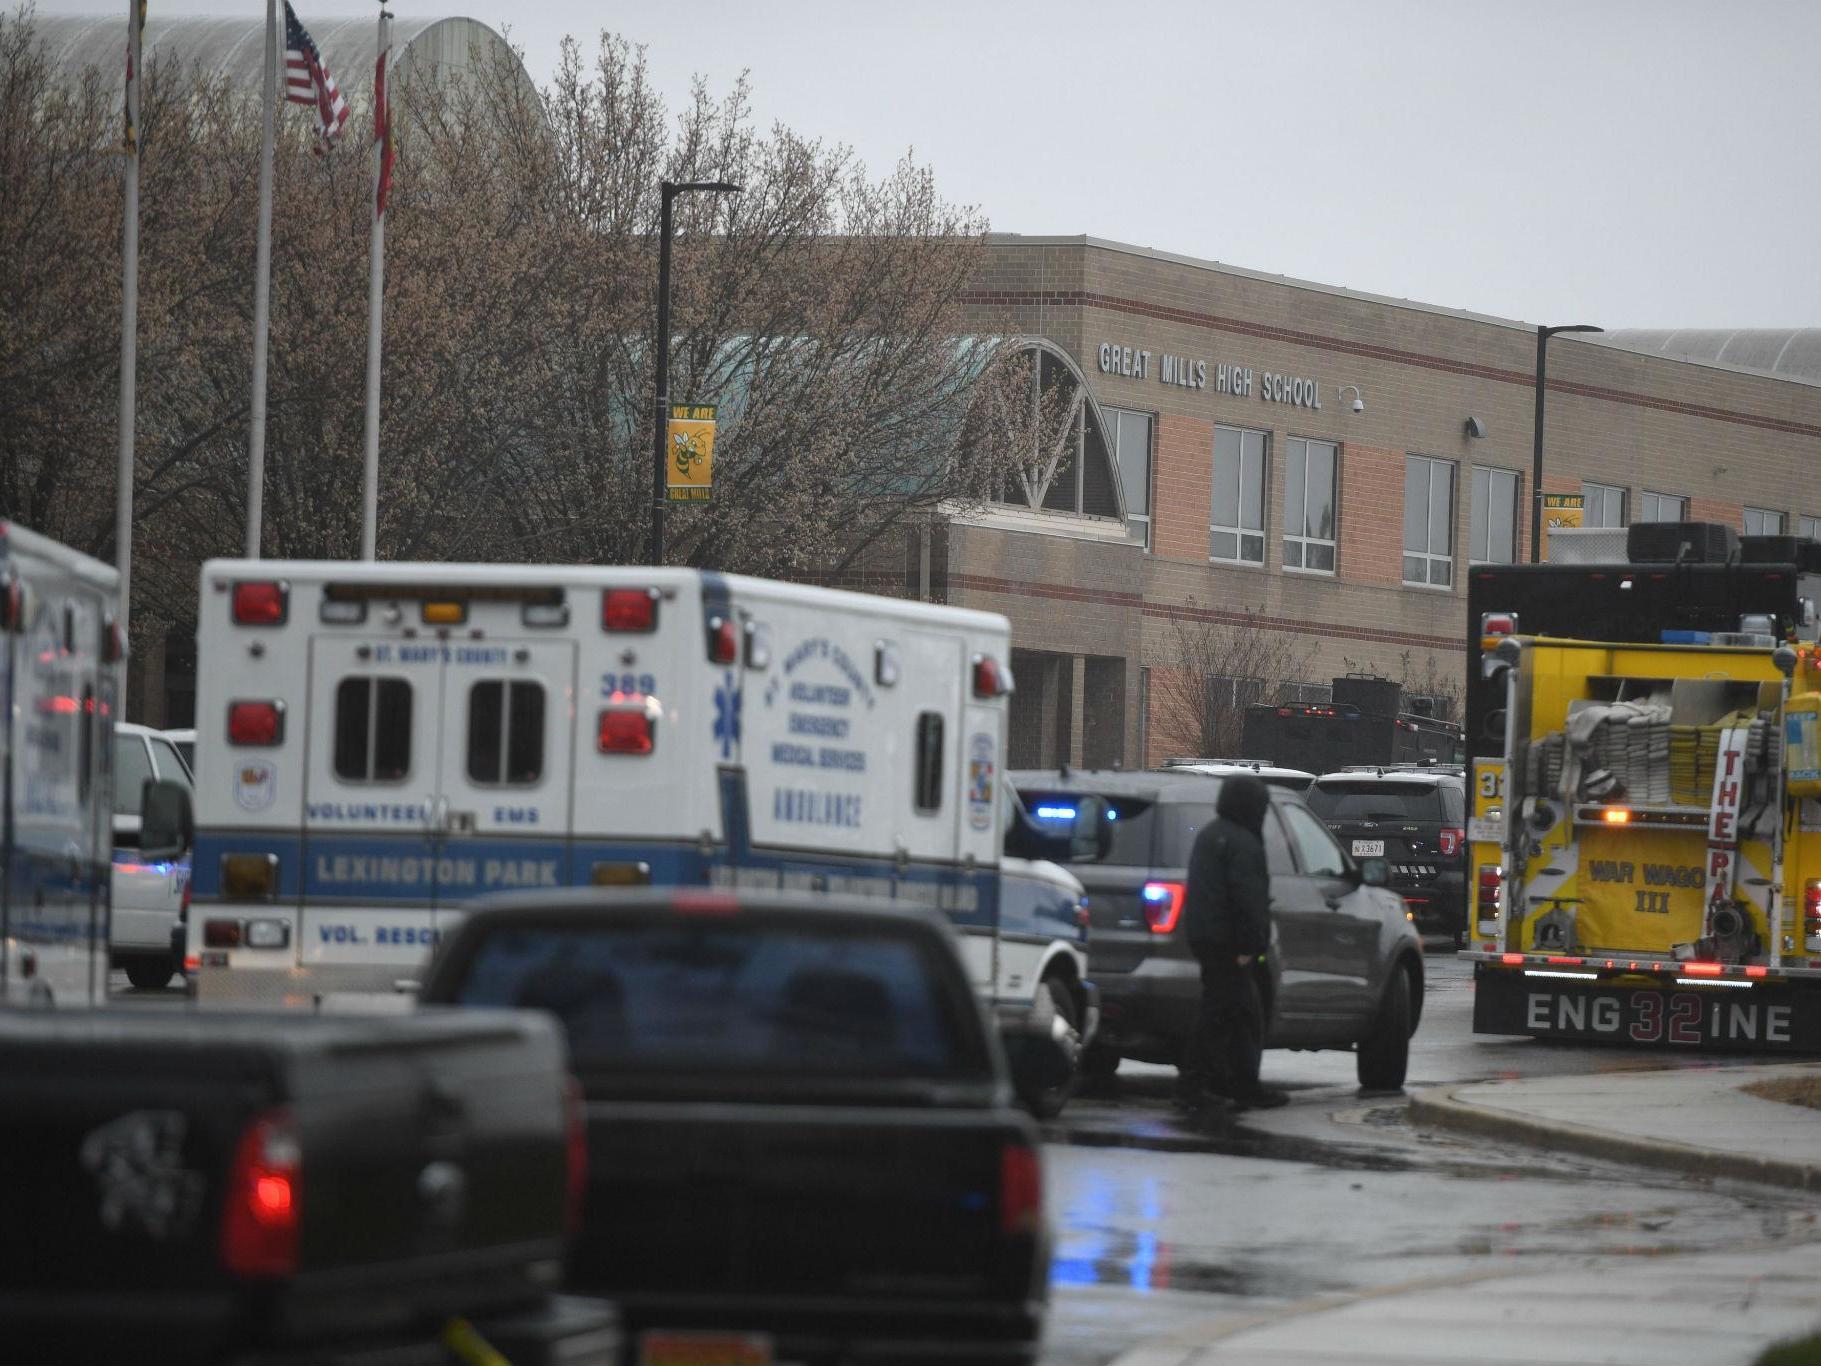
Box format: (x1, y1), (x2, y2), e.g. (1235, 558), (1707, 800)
(245, 0), (277, 558)
(359, 4), (389, 561)
(115, 0), (143, 693)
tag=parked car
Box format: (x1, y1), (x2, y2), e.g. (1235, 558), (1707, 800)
(109, 721), (194, 990)
(1159, 757), (1318, 793)
(420, 889), (1055, 1366)
(1305, 765), (1468, 947)
(1009, 768), (1423, 1091)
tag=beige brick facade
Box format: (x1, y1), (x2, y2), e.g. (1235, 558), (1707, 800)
(949, 236), (1821, 771)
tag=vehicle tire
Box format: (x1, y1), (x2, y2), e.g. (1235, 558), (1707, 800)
(1356, 966), (1412, 1092)
(125, 956), (177, 991)
(1018, 975), (1082, 1121)
(1080, 1043), (1121, 1079)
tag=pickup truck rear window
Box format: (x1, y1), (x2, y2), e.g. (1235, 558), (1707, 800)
(449, 924), (976, 1078)
(1307, 782), (1443, 821)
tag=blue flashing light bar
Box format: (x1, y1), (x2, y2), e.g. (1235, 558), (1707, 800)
(1035, 805), (1078, 821)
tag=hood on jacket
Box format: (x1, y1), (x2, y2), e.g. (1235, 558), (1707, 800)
(1216, 773), (1271, 837)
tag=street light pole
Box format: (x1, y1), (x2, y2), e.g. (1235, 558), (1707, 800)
(1529, 321), (1603, 562)
(650, 179), (740, 567)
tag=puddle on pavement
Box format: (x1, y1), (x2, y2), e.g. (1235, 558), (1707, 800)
(1051, 1224), (1337, 1298)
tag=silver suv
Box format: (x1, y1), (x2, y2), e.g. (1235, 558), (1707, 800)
(1010, 769), (1424, 1091)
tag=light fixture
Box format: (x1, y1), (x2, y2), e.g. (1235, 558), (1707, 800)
(1465, 416), (1488, 439)
(1338, 384), (1364, 414)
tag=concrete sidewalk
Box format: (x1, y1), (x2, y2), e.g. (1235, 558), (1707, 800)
(1411, 1062), (1821, 1192)
(1109, 1062), (1821, 1366)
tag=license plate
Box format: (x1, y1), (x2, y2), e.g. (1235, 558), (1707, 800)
(1351, 839), (1384, 857)
(638, 1332), (773, 1366)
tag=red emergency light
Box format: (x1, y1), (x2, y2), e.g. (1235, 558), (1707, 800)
(231, 581), (288, 626)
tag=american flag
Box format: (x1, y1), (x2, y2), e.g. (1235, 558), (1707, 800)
(283, 1), (350, 154)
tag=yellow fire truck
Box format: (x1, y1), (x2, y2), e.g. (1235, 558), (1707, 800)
(1467, 524), (1821, 1051)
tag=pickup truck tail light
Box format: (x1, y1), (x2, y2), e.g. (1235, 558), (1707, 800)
(999, 1141), (1042, 1237)
(563, 1077), (587, 1236)
(1141, 881), (1186, 934)
(221, 1108), (301, 1278)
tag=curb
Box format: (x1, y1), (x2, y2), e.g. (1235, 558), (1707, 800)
(1408, 1082), (1821, 1194)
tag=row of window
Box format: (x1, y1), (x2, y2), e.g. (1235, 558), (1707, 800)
(1111, 414), (1814, 588)
(329, 679), (953, 817)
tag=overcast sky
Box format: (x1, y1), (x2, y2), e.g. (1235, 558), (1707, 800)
(32, 0), (1821, 329)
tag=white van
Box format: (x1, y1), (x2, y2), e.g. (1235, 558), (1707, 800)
(108, 721), (193, 989)
(188, 562), (1097, 1098)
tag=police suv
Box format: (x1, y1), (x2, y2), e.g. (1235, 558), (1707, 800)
(188, 562), (1096, 1101)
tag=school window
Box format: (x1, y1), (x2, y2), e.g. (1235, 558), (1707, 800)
(1802, 515), (1821, 542)
(913, 712), (944, 813)
(334, 677), (413, 783)
(1106, 407), (1154, 548)
(1211, 425), (1267, 564)
(1282, 438), (1338, 573)
(1745, 507), (1785, 536)
(1639, 491), (1686, 523)
(1582, 481), (1627, 528)
(1403, 455), (1455, 588)
(468, 680), (546, 785)
(1469, 466), (1520, 565)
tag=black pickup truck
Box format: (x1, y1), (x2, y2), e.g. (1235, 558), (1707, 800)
(1, 1005), (617, 1366)
(420, 888), (1057, 1366)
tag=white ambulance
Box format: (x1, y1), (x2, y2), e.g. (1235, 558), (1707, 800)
(187, 562), (1097, 1094)
(0, 522), (123, 1006)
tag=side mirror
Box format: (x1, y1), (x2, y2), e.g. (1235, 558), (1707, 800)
(1358, 856), (1390, 889)
(139, 778), (194, 861)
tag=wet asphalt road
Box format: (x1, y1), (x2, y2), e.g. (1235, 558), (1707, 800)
(113, 959), (1819, 1364)
(1037, 952), (1819, 1365)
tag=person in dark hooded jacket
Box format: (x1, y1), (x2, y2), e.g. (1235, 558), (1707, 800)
(1176, 773), (1287, 1111)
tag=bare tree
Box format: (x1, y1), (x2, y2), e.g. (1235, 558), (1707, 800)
(0, 11), (1025, 673)
(1152, 603), (1316, 761)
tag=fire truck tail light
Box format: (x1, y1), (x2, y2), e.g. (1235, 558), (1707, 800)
(972, 654), (1013, 699)
(232, 581), (288, 626)
(1141, 881), (1186, 934)
(1601, 808), (1632, 824)
(706, 614), (738, 665)
(602, 588), (659, 632)
(598, 705), (656, 755)
(1478, 865), (1502, 913)
(227, 701), (283, 746)
(1805, 881), (1821, 935)
(220, 1108), (300, 1279)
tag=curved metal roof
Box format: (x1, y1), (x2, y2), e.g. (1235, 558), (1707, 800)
(34, 14), (533, 106)
(1602, 329), (1821, 385)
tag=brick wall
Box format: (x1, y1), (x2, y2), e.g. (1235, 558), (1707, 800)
(951, 235), (1821, 770)
(1339, 444), (1406, 587)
